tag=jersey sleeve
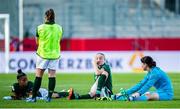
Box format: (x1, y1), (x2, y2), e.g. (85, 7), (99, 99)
(11, 83), (18, 93)
(126, 75), (148, 95)
(102, 64), (110, 73)
(36, 27), (39, 37)
(137, 73), (159, 95)
(11, 85), (15, 92)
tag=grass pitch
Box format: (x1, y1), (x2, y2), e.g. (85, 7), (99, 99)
(0, 73), (180, 108)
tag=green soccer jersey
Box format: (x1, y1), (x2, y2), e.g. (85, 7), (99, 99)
(95, 63), (113, 93)
(12, 81), (33, 99)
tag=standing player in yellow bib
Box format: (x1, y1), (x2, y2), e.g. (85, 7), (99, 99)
(27, 9), (63, 102)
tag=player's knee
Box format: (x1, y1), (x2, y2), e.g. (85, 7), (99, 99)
(146, 93), (159, 100)
(144, 92), (151, 96)
(48, 69), (56, 77)
(36, 68), (45, 77)
(48, 73), (56, 77)
(89, 92), (96, 97)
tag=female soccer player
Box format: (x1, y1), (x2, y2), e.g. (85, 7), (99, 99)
(3, 69), (69, 100)
(27, 8), (63, 102)
(113, 56), (174, 101)
(10, 69), (34, 100)
(68, 53), (113, 100)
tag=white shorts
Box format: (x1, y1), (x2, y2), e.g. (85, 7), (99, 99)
(36, 55), (59, 70)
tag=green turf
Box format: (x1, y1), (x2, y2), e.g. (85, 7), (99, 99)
(0, 73), (180, 108)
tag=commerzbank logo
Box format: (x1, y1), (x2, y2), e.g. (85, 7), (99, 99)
(128, 51), (144, 73)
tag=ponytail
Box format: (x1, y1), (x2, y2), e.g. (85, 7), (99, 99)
(141, 56), (156, 68)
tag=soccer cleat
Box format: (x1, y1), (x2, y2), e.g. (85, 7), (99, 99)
(94, 97), (101, 100)
(94, 93), (101, 100)
(26, 97), (36, 102)
(95, 97), (112, 101)
(44, 97), (51, 102)
(68, 88), (75, 100)
(95, 94), (100, 98)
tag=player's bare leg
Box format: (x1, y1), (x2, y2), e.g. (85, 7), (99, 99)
(36, 68), (45, 77)
(144, 92), (159, 100)
(129, 92), (159, 101)
(96, 72), (108, 97)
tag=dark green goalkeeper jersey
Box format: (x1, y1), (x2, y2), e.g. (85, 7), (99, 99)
(11, 81), (41, 99)
(12, 81), (33, 99)
(95, 62), (113, 93)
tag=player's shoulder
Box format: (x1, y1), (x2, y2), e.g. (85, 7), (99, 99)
(103, 62), (110, 68)
(37, 24), (44, 31)
(149, 67), (161, 78)
(37, 24), (45, 28)
(12, 83), (19, 90)
(27, 81), (33, 85)
(12, 82), (19, 87)
(102, 63), (111, 72)
(151, 67), (162, 74)
(55, 24), (63, 30)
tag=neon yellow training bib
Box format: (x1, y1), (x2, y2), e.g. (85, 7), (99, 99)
(37, 23), (63, 59)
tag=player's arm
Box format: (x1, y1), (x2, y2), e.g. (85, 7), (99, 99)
(11, 85), (21, 100)
(93, 63), (104, 75)
(36, 28), (39, 46)
(126, 75), (148, 95)
(137, 73), (159, 95)
(36, 37), (39, 46)
(92, 58), (106, 75)
(26, 81), (33, 97)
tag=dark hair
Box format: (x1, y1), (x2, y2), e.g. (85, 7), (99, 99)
(45, 9), (55, 22)
(141, 56), (156, 68)
(17, 69), (26, 80)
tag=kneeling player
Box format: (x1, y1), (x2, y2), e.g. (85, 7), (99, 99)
(3, 69), (68, 100)
(112, 56), (174, 101)
(68, 53), (113, 100)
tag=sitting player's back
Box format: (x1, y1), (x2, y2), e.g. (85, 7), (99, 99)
(151, 67), (173, 97)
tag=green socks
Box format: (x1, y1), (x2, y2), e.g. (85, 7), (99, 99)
(79, 94), (92, 99)
(56, 92), (69, 98)
(96, 74), (107, 94)
(32, 77), (42, 98)
(48, 77), (56, 98)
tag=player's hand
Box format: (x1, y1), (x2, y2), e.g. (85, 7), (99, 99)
(92, 57), (98, 67)
(132, 92), (140, 98)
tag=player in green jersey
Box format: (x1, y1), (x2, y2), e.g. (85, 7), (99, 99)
(68, 53), (113, 100)
(3, 69), (69, 100)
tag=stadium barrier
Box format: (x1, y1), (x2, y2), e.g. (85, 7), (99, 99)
(0, 51), (180, 73)
(22, 38), (180, 51)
